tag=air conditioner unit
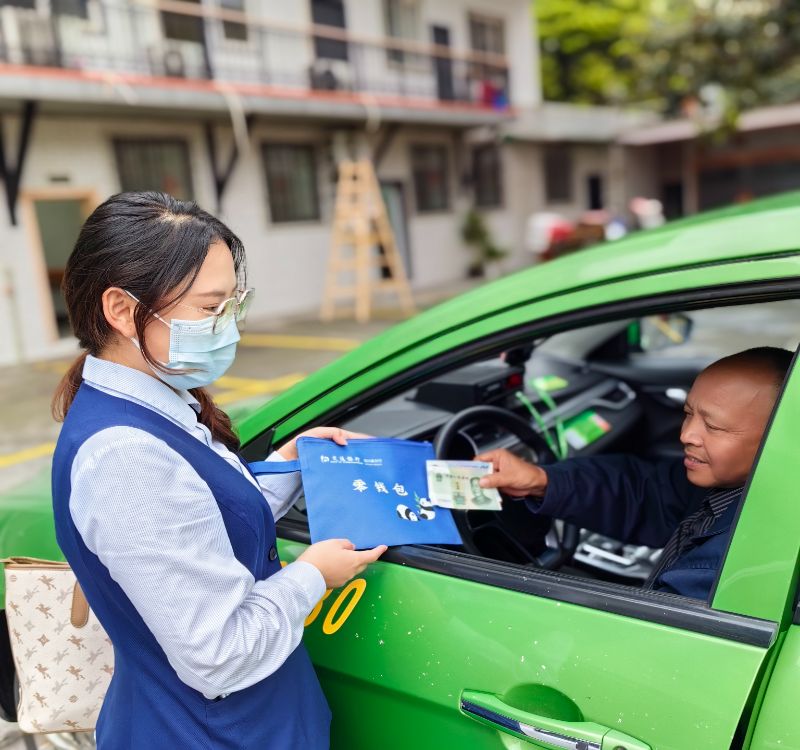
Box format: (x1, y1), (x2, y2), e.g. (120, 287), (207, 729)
(148, 43), (186, 78)
(308, 58), (352, 92)
(162, 47), (186, 77)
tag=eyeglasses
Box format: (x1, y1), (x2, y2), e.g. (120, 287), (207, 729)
(175, 288), (254, 334)
(126, 288), (254, 335)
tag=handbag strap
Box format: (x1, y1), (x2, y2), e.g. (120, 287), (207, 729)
(71, 583), (90, 628)
(248, 459), (300, 476)
(1, 556), (70, 569)
(3, 557), (91, 629)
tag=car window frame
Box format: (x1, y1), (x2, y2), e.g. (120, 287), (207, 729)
(257, 277), (800, 646)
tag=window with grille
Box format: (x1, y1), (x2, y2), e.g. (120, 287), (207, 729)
(411, 145), (449, 212)
(544, 146), (573, 204)
(469, 14), (505, 55)
(162, 0), (204, 43)
(114, 139), (195, 200)
(262, 144), (321, 223)
(220, 0), (247, 41)
(384, 0), (420, 65)
(473, 144), (503, 208)
(0, 0), (36, 9)
(311, 0), (348, 61)
(52, 0), (88, 19)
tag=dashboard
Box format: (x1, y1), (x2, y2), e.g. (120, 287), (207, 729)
(343, 356), (643, 463)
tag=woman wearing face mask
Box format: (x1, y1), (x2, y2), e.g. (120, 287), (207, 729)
(51, 192), (386, 749)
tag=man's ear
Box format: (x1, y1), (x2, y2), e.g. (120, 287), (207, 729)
(102, 287), (137, 339)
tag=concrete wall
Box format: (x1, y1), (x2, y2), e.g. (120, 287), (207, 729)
(0, 114), (529, 365)
(483, 141), (540, 271)
(524, 142), (628, 222)
(0, 115), (651, 367)
(624, 146), (661, 205)
(0, 115), (218, 364)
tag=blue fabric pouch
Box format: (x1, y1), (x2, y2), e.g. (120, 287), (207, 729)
(250, 437), (461, 549)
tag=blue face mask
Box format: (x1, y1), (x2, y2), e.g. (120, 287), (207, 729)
(128, 294), (240, 390)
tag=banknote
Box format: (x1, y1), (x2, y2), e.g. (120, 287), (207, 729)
(425, 460), (503, 511)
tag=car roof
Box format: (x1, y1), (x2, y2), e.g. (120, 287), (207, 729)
(448, 190), (800, 320)
(239, 192), (800, 441)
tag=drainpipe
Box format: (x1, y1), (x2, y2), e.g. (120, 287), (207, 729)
(2, 263), (23, 362)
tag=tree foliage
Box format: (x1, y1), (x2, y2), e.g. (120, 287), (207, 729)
(536, 0), (800, 116)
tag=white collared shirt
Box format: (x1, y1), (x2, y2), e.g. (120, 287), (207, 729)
(68, 356), (325, 698)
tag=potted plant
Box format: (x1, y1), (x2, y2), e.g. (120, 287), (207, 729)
(461, 209), (508, 279)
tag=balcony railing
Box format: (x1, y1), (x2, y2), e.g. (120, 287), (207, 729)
(0, 0), (511, 110)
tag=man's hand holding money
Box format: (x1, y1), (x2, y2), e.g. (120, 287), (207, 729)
(474, 449), (549, 498)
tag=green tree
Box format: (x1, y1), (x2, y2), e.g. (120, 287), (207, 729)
(536, 0), (800, 117)
(639, 0), (800, 116)
(536, 0), (654, 105)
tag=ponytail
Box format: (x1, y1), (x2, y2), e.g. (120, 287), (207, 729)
(191, 387), (240, 452)
(52, 352), (89, 422)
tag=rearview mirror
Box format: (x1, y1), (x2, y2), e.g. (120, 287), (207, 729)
(635, 313), (693, 352)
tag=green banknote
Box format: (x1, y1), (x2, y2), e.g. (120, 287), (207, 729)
(425, 460), (503, 511)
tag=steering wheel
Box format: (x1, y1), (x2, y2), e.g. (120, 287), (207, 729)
(433, 405), (580, 569)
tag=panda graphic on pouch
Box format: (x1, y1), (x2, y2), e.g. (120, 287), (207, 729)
(396, 495), (436, 522)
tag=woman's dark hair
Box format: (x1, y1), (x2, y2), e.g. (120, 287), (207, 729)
(53, 191), (247, 451)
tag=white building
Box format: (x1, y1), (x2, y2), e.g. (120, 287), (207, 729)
(0, 0), (643, 365)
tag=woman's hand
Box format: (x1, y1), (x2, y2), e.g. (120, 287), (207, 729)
(276, 426), (371, 461)
(298, 539), (388, 589)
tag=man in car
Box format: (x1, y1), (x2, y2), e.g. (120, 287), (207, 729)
(476, 346), (793, 600)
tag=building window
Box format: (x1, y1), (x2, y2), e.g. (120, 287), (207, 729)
(384, 0), (419, 65)
(473, 144), (502, 208)
(162, 0), (204, 43)
(52, 0), (89, 19)
(411, 145), (449, 212)
(262, 144), (321, 223)
(468, 13), (508, 106)
(221, 0), (247, 41)
(544, 146), (573, 204)
(311, 0), (348, 61)
(114, 139), (195, 200)
(469, 13), (505, 55)
(587, 174), (604, 210)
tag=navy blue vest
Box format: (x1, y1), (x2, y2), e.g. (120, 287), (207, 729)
(52, 384), (330, 749)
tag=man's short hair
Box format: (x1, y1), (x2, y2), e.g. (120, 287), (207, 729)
(711, 347), (794, 391)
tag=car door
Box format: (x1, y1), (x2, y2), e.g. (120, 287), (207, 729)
(275, 362), (799, 750)
(260, 264), (800, 750)
(278, 525), (776, 750)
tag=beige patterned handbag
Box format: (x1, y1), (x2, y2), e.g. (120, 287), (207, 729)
(2, 558), (113, 734)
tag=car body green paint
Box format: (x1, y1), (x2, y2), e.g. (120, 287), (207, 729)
(748, 626), (800, 747)
(4, 194), (800, 747)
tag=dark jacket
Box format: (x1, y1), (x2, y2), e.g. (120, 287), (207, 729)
(530, 455), (740, 601)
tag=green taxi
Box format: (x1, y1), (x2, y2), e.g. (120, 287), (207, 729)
(4, 193), (800, 750)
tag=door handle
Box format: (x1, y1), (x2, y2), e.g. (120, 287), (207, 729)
(460, 690), (651, 750)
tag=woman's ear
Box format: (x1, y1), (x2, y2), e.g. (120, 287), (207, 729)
(102, 287), (137, 338)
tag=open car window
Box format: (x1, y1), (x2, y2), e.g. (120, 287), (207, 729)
(278, 298), (799, 611)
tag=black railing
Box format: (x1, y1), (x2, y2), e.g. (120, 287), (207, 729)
(0, 2), (511, 109)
